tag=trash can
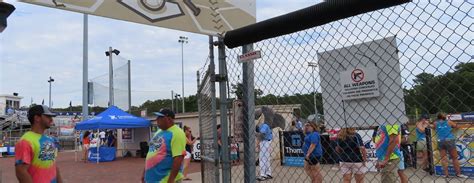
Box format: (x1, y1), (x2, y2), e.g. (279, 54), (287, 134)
(139, 142), (149, 158)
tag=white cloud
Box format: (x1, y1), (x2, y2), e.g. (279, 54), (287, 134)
(1, 1), (319, 108)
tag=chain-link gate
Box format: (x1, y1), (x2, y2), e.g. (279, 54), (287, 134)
(217, 0), (472, 182)
(198, 37), (221, 183)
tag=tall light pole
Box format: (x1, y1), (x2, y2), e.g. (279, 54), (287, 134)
(178, 36), (188, 113)
(82, 13), (89, 122)
(48, 76), (54, 108)
(308, 62), (319, 117)
(105, 47), (120, 106)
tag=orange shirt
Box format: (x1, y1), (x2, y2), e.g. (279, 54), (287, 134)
(83, 137), (90, 145)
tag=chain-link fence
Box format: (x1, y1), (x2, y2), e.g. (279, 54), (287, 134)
(90, 55), (131, 111)
(198, 39), (221, 182)
(199, 0), (474, 182)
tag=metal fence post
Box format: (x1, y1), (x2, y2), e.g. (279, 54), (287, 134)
(209, 36), (220, 183)
(217, 37), (231, 183)
(426, 128), (434, 175)
(197, 68), (204, 182)
(242, 44), (256, 183)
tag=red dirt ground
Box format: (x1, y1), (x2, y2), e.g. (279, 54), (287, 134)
(0, 151), (201, 183)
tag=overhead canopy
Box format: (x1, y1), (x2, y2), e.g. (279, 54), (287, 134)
(75, 106), (150, 130)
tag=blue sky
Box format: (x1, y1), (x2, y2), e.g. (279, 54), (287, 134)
(0, 0), (321, 108)
(1, 1), (470, 109)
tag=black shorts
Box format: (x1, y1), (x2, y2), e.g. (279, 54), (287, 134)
(438, 140), (456, 151)
(305, 156), (320, 165)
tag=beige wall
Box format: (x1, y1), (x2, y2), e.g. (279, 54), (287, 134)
(117, 127), (151, 157)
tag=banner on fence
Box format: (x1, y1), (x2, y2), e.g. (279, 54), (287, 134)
(281, 131), (305, 167)
(357, 129), (378, 172)
(192, 140), (201, 161)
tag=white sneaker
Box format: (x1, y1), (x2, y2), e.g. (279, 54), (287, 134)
(456, 174), (469, 178)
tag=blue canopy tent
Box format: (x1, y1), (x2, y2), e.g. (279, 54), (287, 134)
(75, 106), (151, 163)
(75, 106), (150, 130)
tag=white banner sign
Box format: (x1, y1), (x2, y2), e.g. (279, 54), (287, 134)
(447, 114), (462, 121)
(238, 50), (261, 63)
(340, 66), (380, 100)
(192, 140), (201, 161)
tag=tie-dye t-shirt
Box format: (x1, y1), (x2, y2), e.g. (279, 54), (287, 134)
(145, 125), (186, 183)
(375, 125), (401, 161)
(15, 131), (58, 183)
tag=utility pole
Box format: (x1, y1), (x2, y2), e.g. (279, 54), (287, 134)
(308, 62), (319, 117)
(178, 36), (188, 113)
(48, 76), (54, 108)
(105, 47), (120, 106)
(82, 14), (89, 121)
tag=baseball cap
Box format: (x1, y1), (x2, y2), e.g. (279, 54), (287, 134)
(153, 108), (175, 119)
(27, 105), (57, 122)
(420, 114), (430, 120)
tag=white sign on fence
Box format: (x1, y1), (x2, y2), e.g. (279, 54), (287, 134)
(447, 114), (463, 121)
(238, 50), (261, 63)
(232, 100), (244, 142)
(192, 140), (201, 161)
(340, 66), (380, 100)
(318, 36), (407, 127)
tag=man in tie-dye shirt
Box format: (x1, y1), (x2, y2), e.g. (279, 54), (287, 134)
(15, 105), (63, 183)
(142, 108), (186, 183)
(374, 124), (401, 183)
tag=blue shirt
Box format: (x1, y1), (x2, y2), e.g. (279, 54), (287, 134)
(415, 128), (426, 141)
(259, 123), (272, 141)
(435, 120), (455, 141)
(303, 132), (322, 158)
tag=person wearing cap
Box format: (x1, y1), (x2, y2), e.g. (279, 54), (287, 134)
(15, 105), (63, 183)
(142, 109), (186, 183)
(415, 114), (430, 172)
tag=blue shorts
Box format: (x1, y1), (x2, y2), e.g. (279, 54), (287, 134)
(399, 151), (405, 170)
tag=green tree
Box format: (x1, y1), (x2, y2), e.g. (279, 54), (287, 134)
(404, 62), (474, 115)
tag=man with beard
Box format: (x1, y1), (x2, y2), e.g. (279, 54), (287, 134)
(15, 105), (63, 183)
